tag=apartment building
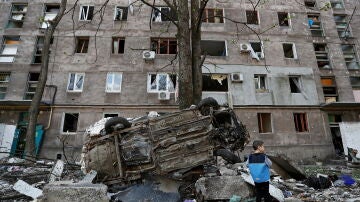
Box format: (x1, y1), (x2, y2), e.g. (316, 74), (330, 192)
(0, 0), (359, 161)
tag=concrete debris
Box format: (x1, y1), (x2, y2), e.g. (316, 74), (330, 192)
(80, 170), (97, 183)
(42, 182), (108, 202)
(13, 180), (43, 199)
(8, 157), (25, 164)
(195, 176), (253, 200)
(49, 160), (64, 182)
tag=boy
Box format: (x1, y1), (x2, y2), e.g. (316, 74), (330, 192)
(246, 140), (272, 202)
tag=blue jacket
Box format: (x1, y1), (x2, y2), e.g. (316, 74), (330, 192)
(246, 153), (271, 183)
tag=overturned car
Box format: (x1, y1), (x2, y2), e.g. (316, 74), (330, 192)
(81, 98), (250, 185)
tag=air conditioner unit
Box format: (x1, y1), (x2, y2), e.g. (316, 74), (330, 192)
(143, 51), (155, 60)
(231, 73), (244, 82)
(240, 43), (251, 52)
(158, 92), (170, 100)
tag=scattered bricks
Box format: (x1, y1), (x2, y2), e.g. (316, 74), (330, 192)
(42, 182), (108, 202)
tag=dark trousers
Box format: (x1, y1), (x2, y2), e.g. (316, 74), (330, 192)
(254, 181), (272, 202)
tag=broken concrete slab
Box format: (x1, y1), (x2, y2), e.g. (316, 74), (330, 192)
(13, 180), (43, 199)
(80, 170), (97, 184)
(195, 176), (253, 200)
(268, 154), (306, 180)
(49, 160), (64, 183)
(42, 182), (108, 202)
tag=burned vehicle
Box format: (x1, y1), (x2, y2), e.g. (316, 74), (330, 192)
(81, 98), (250, 185)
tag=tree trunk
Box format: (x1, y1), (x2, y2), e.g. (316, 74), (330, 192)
(177, 0), (193, 109)
(24, 0), (67, 160)
(191, 0), (203, 105)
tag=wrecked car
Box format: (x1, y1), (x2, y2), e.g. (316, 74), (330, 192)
(81, 98), (250, 185)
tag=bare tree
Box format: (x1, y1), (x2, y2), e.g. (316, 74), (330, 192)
(25, 0), (67, 159)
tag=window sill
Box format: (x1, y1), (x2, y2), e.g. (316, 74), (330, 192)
(61, 132), (77, 135)
(256, 89), (270, 93)
(259, 132), (273, 134)
(106, 91), (121, 93)
(295, 131), (310, 134)
(67, 91), (83, 93)
(148, 91), (174, 93)
(74, 53), (88, 55)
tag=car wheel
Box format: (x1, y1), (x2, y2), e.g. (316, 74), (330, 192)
(197, 97), (219, 116)
(105, 117), (131, 134)
(214, 149), (242, 164)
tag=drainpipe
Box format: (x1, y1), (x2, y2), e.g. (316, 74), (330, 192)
(44, 85), (57, 130)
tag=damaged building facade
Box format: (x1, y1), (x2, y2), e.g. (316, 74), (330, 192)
(0, 0), (359, 161)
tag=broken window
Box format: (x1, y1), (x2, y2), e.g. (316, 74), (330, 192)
(67, 73), (85, 92)
(148, 73), (176, 92)
(79, 5), (94, 21)
(334, 15), (351, 38)
(7, 4), (27, 28)
(341, 44), (360, 70)
(321, 77), (338, 103)
(250, 42), (264, 58)
(75, 37), (89, 53)
(283, 43), (297, 59)
(104, 113), (118, 118)
(200, 40), (227, 56)
(62, 113), (79, 133)
(350, 77), (360, 102)
(289, 76), (301, 93)
(24, 72), (39, 100)
(278, 12), (290, 27)
(152, 7), (177, 22)
(314, 43), (330, 69)
(257, 113), (272, 133)
(254, 75), (267, 92)
(41, 4), (60, 28)
(294, 113), (308, 132)
(0, 72), (10, 99)
(202, 74), (228, 92)
(32, 37), (44, 64)
(151, 38), (177, 54)
(331, 0), (344, 9)
(246, 10), (259, 25)
(202, 8), (224, 23)
(106, 72), (122, 93)
(114, 6), (128, 21)
(112, 37), (125, 54)
(304, 1), (316, 9)
(308, 14), (324, 37)
(0, 36), (20, 63)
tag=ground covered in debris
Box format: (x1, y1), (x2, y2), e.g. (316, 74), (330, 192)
(2, 156), (360, 201)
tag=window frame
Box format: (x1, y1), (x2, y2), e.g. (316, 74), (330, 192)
(278, 12), (291, 27)
(293, 113), (309, 133)
(114, 6), (128, 21)
(250, 41), (264, 59)
(321, 76), (338, 103)
(112, 37), (125, 54)
(32, 36), (44, 64)
(147, 73), (177, 93)
(257, 113), (273, 134)
(246, 10), (259, 25)
(313, 43), (331, 69)
(151, 6), (177, 22)
(307, 13), (324, 37)
(330, 0), (345, 9)
(254, 74), (268, 92)
(75, 37), (89, 53)
(61, 112), (79, 134)
(41, 4), (60, 29)
(289, 76), (302, 93)
(79, 5), (94, 21)
(24, 72), (40, 100)
(334, 14), (351, 38)
(7, 4), (28, 29)
(202, 8), (224, 23)
(106, 72), (123, 93)
(0, 36), (20, 63)
(151, 38), (177, 55)
(67, 72), (85, 92)
(0, 72), (11, 99)
(341, 44), (360, 70)
(282, 43), (297, 59)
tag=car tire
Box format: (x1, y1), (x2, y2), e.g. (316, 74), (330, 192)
(197, 97), (219, 116)
(105, 117), (131, 134)
(214, 149), (242, 164)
